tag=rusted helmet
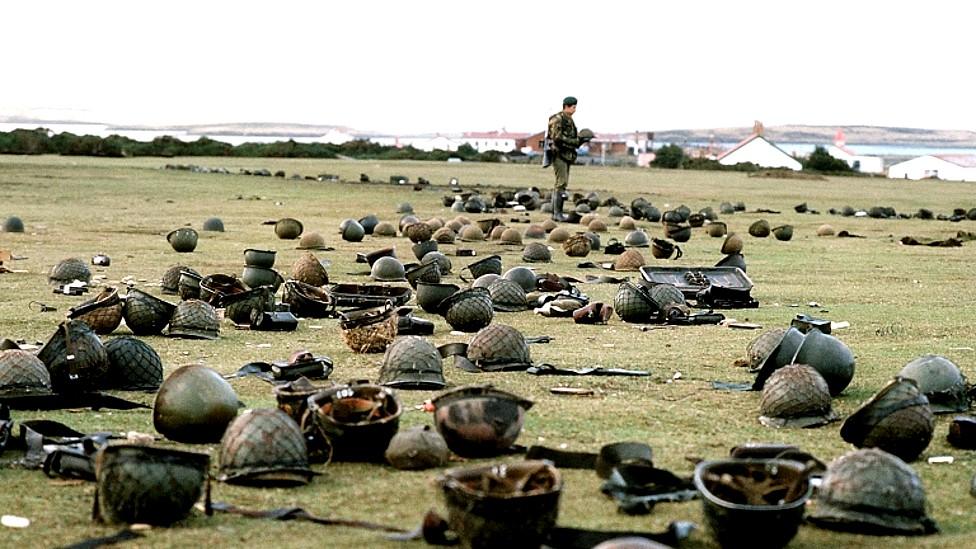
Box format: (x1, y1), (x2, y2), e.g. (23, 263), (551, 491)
(385, 425), (450, 470)
(49, 257), (91, 285)
(153, 364), (239, 443)
(168, 299), (219, 340)
(432, 385), (534, 457)
(200, 273), (248, 305)
(898, 354), (969, 414)
(167, 227), (198, 253)
(792, 329), (855, 396)
(3, 216), (24, 232)
(614, 281), (655, 323)
(37, 319), (110, 392)
(809, 448), (938, 535)
(297, 231), (329, 250)
(202, 217), (224, 232)
(373, 221), (398, 237)
(624, 230), (650, 247)
(467, 324), (531, 371)
(67, 286), (123, 335)
(748, 219), (771, 238)
(498, 227), (522, 245)
(459, 224), (485, 242)
(524, 224), (546, 239)
(563, 233), (592, 257)
(548, 227), (571, 244)
(378, 336), (445, 389)
(0, 349), (53, 396)
(441, 287), (494, 332)
(103, 336), (163, 390)
(275, 217), (304, 239)
(422, 251), (453, 275)
(840, 377), (935, 462)
(307, 382), (402, 462)
(488, 279), (528, 312)
(122, 288), (177, 335)
(281, 280), (335, 318)
(613, 249), (645, 271)
(94, 444), (209, 526)
(438, 460), (561, 549)
(218, 408), (315, 486)
(759, 364), (836, 428)
(291, 252), (330, 286)
(161, 264), (196, 295)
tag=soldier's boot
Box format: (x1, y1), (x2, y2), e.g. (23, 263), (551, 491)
(551, 192), (567, 222)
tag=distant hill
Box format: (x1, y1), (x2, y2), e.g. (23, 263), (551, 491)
(653, 125), (976, 146)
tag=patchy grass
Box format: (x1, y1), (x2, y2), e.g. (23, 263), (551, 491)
(1, 155), (975, 548)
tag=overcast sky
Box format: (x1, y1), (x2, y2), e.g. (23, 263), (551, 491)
(3, 1), (973, 134)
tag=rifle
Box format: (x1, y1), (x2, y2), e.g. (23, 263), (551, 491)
(541, 128), (553, 168)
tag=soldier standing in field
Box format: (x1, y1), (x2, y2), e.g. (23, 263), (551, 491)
(546, 96), (591, 221)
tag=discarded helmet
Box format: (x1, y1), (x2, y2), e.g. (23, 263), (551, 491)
(613, 249), (645, 271)
(373, 221), (398, 237)
(664, 223), (691, 243)
(721, 233), (743, 255)
(434, 226), (457, 244)
(218, 408), (315, 486)
(467, 325), (531, 371)
(3, 216), (24, 233)
(307, 382), (402, 462)
(222, 286), (275, 325)
(406, 261), (441, 288)
(412, 240), (439, 261)
(464, 195), (486, 213)
(472, 273), (501, 289)
(624, 230), (650, 247)
(759, 364), (836, 428)
(647, 283), (688, 322)
(522, 242), (552, 263)
(772, 225), (794, 241)
(67, 286), (123, 335)
(359, 214), (380, 235)
(751, 327), (807, 390)
(716, 252), (747, 272)
(339, 303), (398, 354)
(202, 217), (224, 232)
(405, 222), (434, 243)
(809, 448), (938, 535)
(440, 287), (494, 332)
(898, 354), (969, 413)
(461, 255), (503, 282)
(422, 251), (453, 275)
(433, 385), (533, 457)
(341, 219), (365, 242)
(281, 280), (336, 318)
(371, 256), (406, 282)
(177, 269), (203, 300)
(561, 234), (591, 258)
(500, 227), (523, 245)
(49, 258), (91, 285)
(37, 319), (110, 392)
(297, 231), (328, 250)
(614, 281), (655, 323)
(817, 224), (835, 237)
(122, 288), (177, 335)
(201, 273), (249, 305)
(488, 279), (528, 312)
(584, 231), (601, 251)
(167, 227), (198, 253)
(503, 266), (537, 292)
(168, 299), (219, 340)
(459, 224), (485, 242)
(688, 213), (705, 228)
(153, 364), (239, 443)
(93, 444), (209, 526)
(524, 224), (546, 240)
(385, 425), (450, 470)
(706, 221), (728, 238)
(548, 227), (571, 244)
(416, 282), (460, 314)
(618, 216), (636, 230)
(291, 252), (330, 286)
(840, 377), (935, 462)
(746, 328), (787, 371)
(0, 349), (52, 396)
(103, 336), (163, 390)
(161, 264), (196, 295)
(275, 218), (304, 239)
(792, 329), (855, 396)
(378, 336), (446, 389)
(748, 219), (771, 238)
(650, 238), (681, 260)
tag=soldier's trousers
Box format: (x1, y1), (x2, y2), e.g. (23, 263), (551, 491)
(553, 157), (571, 191)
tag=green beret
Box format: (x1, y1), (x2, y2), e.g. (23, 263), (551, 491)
(563, 96), (577, 106)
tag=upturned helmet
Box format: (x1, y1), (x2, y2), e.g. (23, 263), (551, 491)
(222, 286), (275, 325)
(467, 325), (531, 371)
(2, 216), (24, 232)
(522, 242), (552, 263)
(792, 329), (855, 396)
(202, 217), (225, 232)
(614, 281), (655, 323)
(306, 382), (402, 462)
(405, 261), (442, 288)
(275, 218), (304, 239)
(371, 256), (406, 281)
(122, 288), (177, 335)
(167, 299), (219, 340)
(378, 336), (446, 390)
(412, 240), (439, 261)
(218, 408), (316, 486)
(488, 279), (528, 312)
(748, 219), (771, 238)
(291, 252), (330, 286)
(613, 249), (645, 271)
(161, 264), (196, 295)
(167, 227), (198, 253)
(422, 251), (453, 275)
(49, 257), (91, 285)
(153, 364), (239, 443)
(440, 287), (494, 332)
(340, 219), (365, 242)
(432, 384), (533, 457)
(809, 448), (938, 535)
(385, 425), (450, 470)
(898, 354), (969, 413)
(461, 255), (503, 282)
(37, 319), (110, 392)
(503, 266), (537, 292)
(103, 336), (163, 390)
(840, 377), (935, 462)
(624, 230), (650, 247)
(67, 286), (124, 335)
(373, 221), (398, 237)
(759, 364), (836, 428)
(416, 282), (460, 314)
(0, 349), (53, 396)
(281, 280), (335, 318)
(500, 227), (523, 245)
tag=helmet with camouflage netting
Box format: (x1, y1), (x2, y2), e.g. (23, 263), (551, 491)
(378, 336), (446, 390)
(218, 408), (316, 486)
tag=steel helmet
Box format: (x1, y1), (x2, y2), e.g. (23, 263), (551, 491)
(275, 218), (304, 239)
(759, 364), (836, 428)
(748, 219), (770, 238)
(217, 408), (315, 486)
(624, 230), (650, 247)
(416, 282), (461, 314)
(502, 266), (537, 292)
(719, 202), (735, 215)
(359, 213), (380, 234)
(614, 281), (655, 323)
(405, 261), (442, 288)
(461, 255), (502, 281)
(440, 287), (494, 332)
(0, 349), (52, 396)
(897, 354), (969, 413)
(161, 264), (196, 295)
(500, 227), (523, 245)
(297, 231), (329, 250)
(281, 280), (336, 318)
(291, 252), (330, 286)
(433, 226), (458, 244)
(467, 324), (531, 371)
(102, 336), (163, 390)
(563, 233), (592, 257)
(371, 256), (407, 281)
(340, 219), (365, 242)
(432, 385), (533, 457)
(222, 286), (275, 325)
(487, 279), (528, 312)
(306, 382), (402, 462)
(607, 205), (626, 218)
(412, 240), (439, 261)
(67, 286), (124, 335)
(548, 227), (571, 243)
(459, 224), (486, 242)
(167, 227), (198, 253)
(404, 222), (434, 243)
(840, 377), (934, 462)
(49, 257), (91, 285)
(167, 299), (220, 340)
(202, 217), (224, 231)
(746, 328), (787, 371)
(397, 202), (414, 214)
(422, 251), (453, 275)
(618, 216), (636, 230)
(613, 249), (646, 271)
(153, 364), (239, 443)
(472, 273), (502, 289)
(122, 288), (177, 335)
(588, 218), (608, 232)
(721, 233), (743, 255)
(385, 425), (450, 470)
(817, 224), (835, 237)
(378, 336), (446, 390)
(522, 242), (552, 263)
(524, 224), (546, 239)
(36, 319), (110, 392)
(487, 226), (504, 240)
(792, 329), (855, 396)
(373, 221), (398, 237)
(809, 448), (938, 535)
(772, 225), (794, 241)
(2, 216), (24, 232)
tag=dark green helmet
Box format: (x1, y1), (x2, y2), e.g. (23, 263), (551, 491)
(123, 288), (177, 335)
(467, 325), (531, 371)
(49, 257), (91, 285)
(281, 280), (336, 318)
(153, 364), (239, 443)
(378, 336), (446, 390)
(809, 448), (938, 535)
(898, 354), (969, 413)
(371, 256), (406, 281)
(3, 216), (24, 232)
(373, 221), (398, 237)
(461, 255), (503, 281)
(432, 385), (533, 458)
(222, 286), (275, 325)
(103, 336), (163, 390)
(167, 227), (198, 253)
(840, 377), (934, 462)
(202, 217), (225, 231)
(772, 224), (794, 241)
(415, 282), (460, 314)
(218, 408), (315, 486)
(405, 261), (441, 289)
(385, 425), (450, 470)
(359, 213), (380, 234)
(759, 364), (836, 428)
(168, 299), (219, 339)
(37, 319), (110, 392)
(0, 349), (52, 396)
(614, 281), (655, 323)
(488, 279), (528, 312)
(440, 288), (494, 332)
(748, 219), (771, 238)
(792, 329), (855, 396)
(275, 218), (304, 239)
(502, 266), (537, 292)
(340, 218), (365, 242)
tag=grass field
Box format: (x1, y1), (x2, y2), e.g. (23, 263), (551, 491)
(1, 154), (975, 548)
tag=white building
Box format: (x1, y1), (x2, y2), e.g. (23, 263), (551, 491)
(887, 154), (976, 181)
(717, 126), (802, 171)
(826, 130), (884, 173)
(459, 131), (527, 153)
(368, 134), (460, 152)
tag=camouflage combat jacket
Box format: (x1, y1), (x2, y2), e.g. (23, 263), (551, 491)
(548, 111), (579, 163)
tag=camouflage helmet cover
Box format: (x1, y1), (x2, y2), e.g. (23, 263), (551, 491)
(759, 364), (837, 428)
(218, 408), (316, 486)
(168, 299), (220, 339)
(0, 349), (53, 396)
(839, 377), (934, 462)
(103, 336), (163, 390)
(378, 336), (446, 389)
(467, 324), (531, 371)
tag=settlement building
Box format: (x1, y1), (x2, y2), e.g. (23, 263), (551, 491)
(887, 155), (976, 182)
(826, 130), (884, 173)
(716, 122), (802, 171)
